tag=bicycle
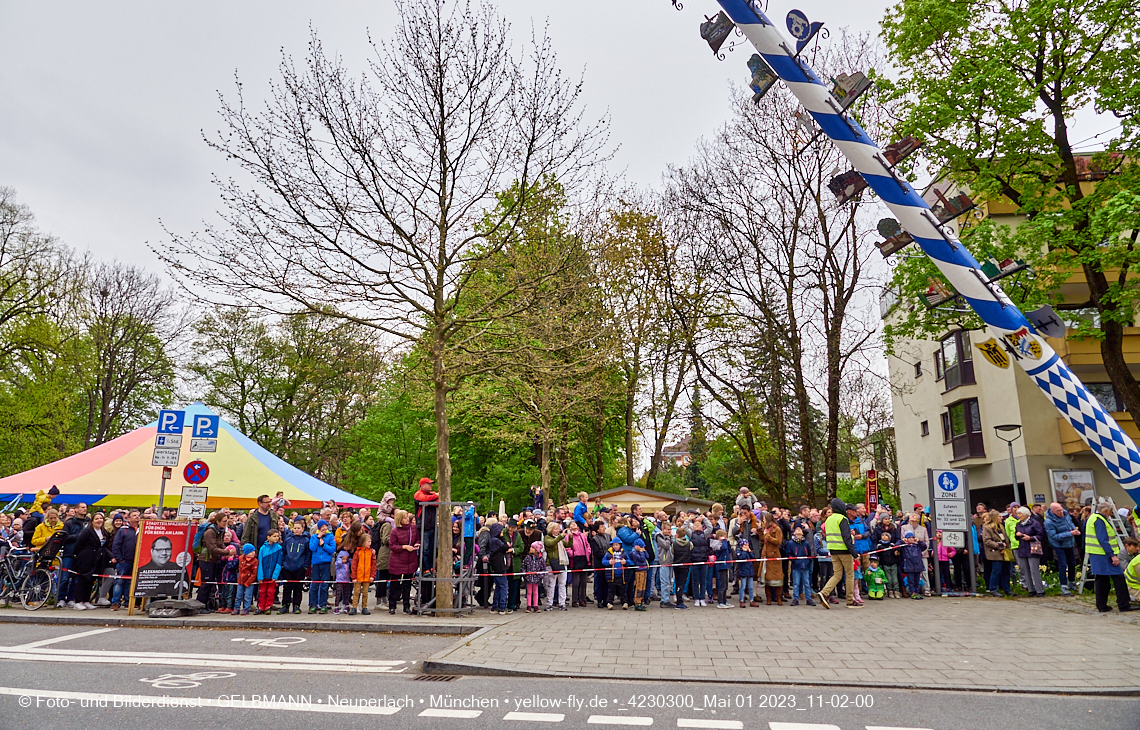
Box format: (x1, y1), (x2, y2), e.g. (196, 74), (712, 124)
(0, 538), (53, 610)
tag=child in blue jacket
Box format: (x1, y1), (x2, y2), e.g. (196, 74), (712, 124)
(711, 530), (732, 608)
(629, 539), (650, 611)
(735, 537), (756, 606)
(602, 537), (628, 609)
(280, 518), (310, 614)
(255, 530), (283, 614)
(899, 531), (928, 600)
(308, 520), (336, 614)
(784, 526), (815, 606)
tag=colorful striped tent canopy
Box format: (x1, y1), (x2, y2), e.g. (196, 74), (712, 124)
(0, 402), (377, 510)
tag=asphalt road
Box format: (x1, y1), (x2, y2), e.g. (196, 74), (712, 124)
(0, 625), (1135, 730)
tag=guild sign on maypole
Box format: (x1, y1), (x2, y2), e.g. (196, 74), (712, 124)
(680, 0), (1140, 502)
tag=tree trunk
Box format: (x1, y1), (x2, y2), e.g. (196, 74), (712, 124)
(595, 402), (605, 492)
(644, 349), (689, 490)
(558, 428), (569, 508)
(768, 339), (789, 507)
(788, 336), (815, 506)
(540, 434), (552, 510)
(624, 375), (636, 486)
(432, 344), (453, 612)
(1086, 265), (1140, 415)
(824, 316), (843, 501)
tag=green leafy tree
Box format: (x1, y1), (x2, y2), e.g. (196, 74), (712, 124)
(189, 307), (386, 484)
(880, 0), (1140, 411)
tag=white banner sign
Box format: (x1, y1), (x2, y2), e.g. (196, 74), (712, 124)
(934, 500), (968, 531)
(180, 486), (208, 503)
(152, 447), (181, 467)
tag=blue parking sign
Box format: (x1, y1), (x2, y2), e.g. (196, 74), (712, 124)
(157, 410), (185, 434)
(192, 415), (220, 438)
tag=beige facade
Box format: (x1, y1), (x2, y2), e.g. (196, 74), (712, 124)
(887, 331), (1136, 513)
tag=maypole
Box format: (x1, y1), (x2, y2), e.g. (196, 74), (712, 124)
(704, 0), (1140, 499)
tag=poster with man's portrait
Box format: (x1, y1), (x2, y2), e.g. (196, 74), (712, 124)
(1049, 469), (1096, 512)
(132, 520), (196, 598)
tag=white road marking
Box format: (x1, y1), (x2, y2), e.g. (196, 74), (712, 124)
(0, 686), (401, 715)
(231, 637), (307, 648)
(678, 721), (743, 730)
(589, 716), (653, 725)
(770, 724), (841, 730)
(0, 646), (403, 666)
(866, 727), (934, 730)
(0, 650), (406, 673)
(7, 628), (119, 650)
(420, 708), (483, 718)
(504, 711), (566, 722)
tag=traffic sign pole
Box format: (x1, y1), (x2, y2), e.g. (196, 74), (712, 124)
(155, 409), (186, 520)
(927, 468), (977, 595)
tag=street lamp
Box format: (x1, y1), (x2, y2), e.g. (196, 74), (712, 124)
(994, 424), (1023, 506)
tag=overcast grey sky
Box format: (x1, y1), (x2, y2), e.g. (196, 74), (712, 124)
(0, 0), (908, 270)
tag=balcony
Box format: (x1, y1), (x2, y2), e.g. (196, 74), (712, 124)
(1058, 412), (1140, 455)
(1046, 327), (1140, 369)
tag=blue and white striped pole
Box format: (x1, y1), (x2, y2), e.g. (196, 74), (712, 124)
(712, 0), (1140, 498)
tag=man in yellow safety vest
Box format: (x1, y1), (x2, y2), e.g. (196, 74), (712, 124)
(1086, 502), (1135, 614)
(817, 498), (862, 609)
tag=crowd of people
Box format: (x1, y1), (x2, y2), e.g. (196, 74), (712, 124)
(2, 482), (1139, 617)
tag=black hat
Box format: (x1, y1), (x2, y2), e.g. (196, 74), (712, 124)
(47, 486), (60, 496)
(507, 518), (519, 528)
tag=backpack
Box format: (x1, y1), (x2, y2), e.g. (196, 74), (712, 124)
(194, 524), (215, 558)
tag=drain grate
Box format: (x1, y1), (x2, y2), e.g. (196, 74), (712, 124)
(412, 674), (460, 682)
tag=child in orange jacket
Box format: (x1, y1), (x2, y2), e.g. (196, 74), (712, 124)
(350, 532), (375, 615)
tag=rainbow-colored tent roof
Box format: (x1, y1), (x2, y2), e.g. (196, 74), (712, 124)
(0, 403), (377, 509)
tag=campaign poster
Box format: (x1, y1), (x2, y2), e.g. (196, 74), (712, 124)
(1049, 469), (1096, 512)
(132, 520), (196, 598)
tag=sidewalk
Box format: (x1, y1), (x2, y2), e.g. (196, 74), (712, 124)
(0, 604), (504, 635)
(422, 596), (1140, 694)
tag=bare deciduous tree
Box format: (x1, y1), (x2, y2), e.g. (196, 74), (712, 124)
(79, 262), (183, 448)
(667, 34), (887, 503)
(162, 0), (607, 610)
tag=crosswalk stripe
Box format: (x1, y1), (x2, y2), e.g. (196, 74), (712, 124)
(588, 716), (653, 726)
(419, 708), (482, 718)
(504, 711), (566, 722)
(677, 721), (743, 729)
(8, 628), (119, 649)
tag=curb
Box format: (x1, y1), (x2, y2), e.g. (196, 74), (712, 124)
(0, 613), (482, 636)
(419, 657), (1140, 697)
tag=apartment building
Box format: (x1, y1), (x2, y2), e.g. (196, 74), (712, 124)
(885, 159), (1138, 513)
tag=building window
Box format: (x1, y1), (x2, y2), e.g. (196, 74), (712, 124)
(934, 330), (975, 392)
(914, 360), (923, 378)
(1086, 383), (1127, 413)
(941, 398), (985, 460)
(921, 420), (929, 437)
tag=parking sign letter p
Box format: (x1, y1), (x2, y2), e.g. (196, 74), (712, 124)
(161, 413), (177, 431)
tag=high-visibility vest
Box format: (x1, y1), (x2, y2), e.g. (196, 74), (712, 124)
(1085, 513), (1117, 556)
(825, 513), (848, 553)
(1125, 556), (1140, 592)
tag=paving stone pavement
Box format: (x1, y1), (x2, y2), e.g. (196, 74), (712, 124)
(427, 596), (1140, 690)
